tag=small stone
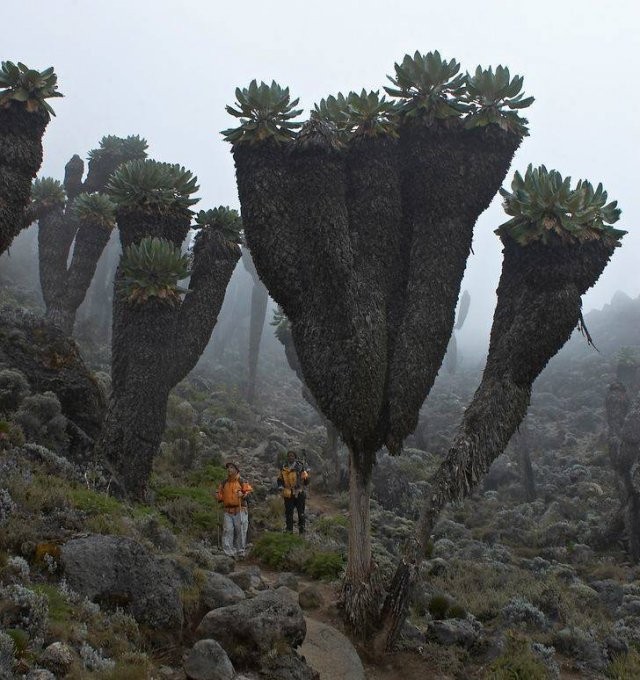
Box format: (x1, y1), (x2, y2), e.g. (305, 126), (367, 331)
(298, 585), (323, 610)
(184, 639), (235, 680)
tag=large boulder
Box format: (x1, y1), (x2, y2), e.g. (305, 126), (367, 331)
(196, 587), (305, 668)
(0, 307), (105, 460)
(199, 571), (246, 611)
(60, 535), (183, 629)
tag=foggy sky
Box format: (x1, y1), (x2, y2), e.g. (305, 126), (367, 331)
(4, 0), (639, 347)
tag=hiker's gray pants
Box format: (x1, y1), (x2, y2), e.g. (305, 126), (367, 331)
(222, 509), (248, 556)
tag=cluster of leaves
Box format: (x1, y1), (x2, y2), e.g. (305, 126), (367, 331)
(313, 90), (397, 139)
(497, 164), (625, 246)
(384, 50), (468, 123)
(120, 236), (190, 305)
(30, 177), (66, 210)
(70, 192), (117, 230)
(87, 134), (148, 165)
(0, 61), (62, 117)
(194, 207), (243, 244)
(108, 159), (199, 213)
(225, 51), (533, 145)
(222, 80), (303, 144)
(463, 66), (534, 136)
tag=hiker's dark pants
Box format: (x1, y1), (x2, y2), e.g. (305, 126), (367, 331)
(285, 492), (306, 534)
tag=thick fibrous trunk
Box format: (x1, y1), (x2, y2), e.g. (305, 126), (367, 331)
(246, 278), (268, 403)
(606, 383), (640, 561)
(516, 426), (536, 502)
(96, 208), (239, 499)
(37, 153), (121, 336)
(38, 207), (78, 310)
(341, 447), (380, 636)
(385, 125), (520, 453)
(45, 220), (112, 334)
(0, 106), (48, 255)
(233, 119), (520, 631)
(378, 237), (616, 650)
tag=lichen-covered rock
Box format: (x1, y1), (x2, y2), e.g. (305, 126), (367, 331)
(0, 307), (105, 460)
(39, 641), (75, 675)
(184, 639), (235, 680)
(60, 534), (183, 629)
(427, 617), (483, 648)
(200, 571), (245, 611)
(196, 587), (305, 668)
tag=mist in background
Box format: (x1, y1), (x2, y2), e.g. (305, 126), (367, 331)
(4, 0), (638, 362)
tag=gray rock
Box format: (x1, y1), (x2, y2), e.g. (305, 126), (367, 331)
(200, 571), (245, 611)
(298, 586), (322, 610)
(25, 671), (56, 680)
(275, 572), (299, 590)
(140, 516), (179, 552)
(184, 639), (235, 680)
(0, 307), (106, 462)
(61, 534), (183, 629)
(228, 566), (265, 592)
(427, 618), (482, 648)
(196, 587), (305, 668)
(40, 641), (75, 675)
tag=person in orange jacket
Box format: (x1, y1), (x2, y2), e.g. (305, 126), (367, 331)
(277, 450), (309, 534)
(216, 462), (252, 558)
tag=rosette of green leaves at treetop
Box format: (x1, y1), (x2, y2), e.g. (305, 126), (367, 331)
(120, 236), (190, 305)
(0, 61), (63, 117)
(87, 134), (148, 165)
(31, 177), (66, 210)
(108, 159), (199, 213)
(343, 90), (397, 137)
(223, 80), (303, 144)
(194, 207), (243, 244)
(70, 192), (116, 230)
(497, 165), (625, 246)
(384, 50), (468, 123)
(463, 66), (534, 136)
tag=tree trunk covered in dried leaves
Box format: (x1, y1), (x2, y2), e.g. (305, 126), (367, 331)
(377, 237), (616, 650)
(606, 383), (640, 561)
(233, 119), (520, 629)
(0, 106), (48, 256)
(95, 208), (239, 499)
(36, 154), (117, 335)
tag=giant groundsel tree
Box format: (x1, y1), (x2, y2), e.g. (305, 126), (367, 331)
(225, 52), (532, 628)
(94, 160), (241, 499)
(29, 135), (148, 334)
(379, 165), (625, 648)
(0, 61), (62, 255)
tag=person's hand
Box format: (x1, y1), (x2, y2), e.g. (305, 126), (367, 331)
(237, 489), (243, 497)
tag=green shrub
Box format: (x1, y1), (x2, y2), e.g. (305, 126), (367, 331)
(68, 488), (124, 515)
(314, 514), (348, 539)
(304, 551), (344, 580)
(428, 594), (451, 620)
(447, 604), (467, 620)
(32, 583), (74, 624)
(188, 463), (226, 486)
(4, 628), (28, 658)
(488, 635), (547, 679)
(606, 649), (640, 679)
(253, 532), (305, 569)
(155, 485), (212, 506)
